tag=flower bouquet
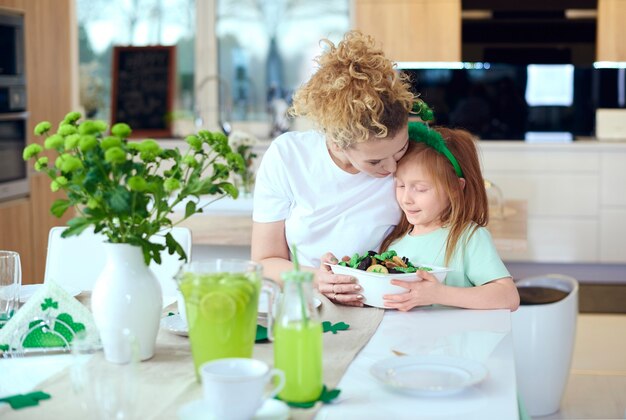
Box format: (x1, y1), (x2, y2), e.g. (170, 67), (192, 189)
(22, 111), (246, 361)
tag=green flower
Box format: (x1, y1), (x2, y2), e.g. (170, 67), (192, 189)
(34, 121), (52, 136)
(182, 155), (198, 168)
(185, 135), (202, 151)
(58, 124), (77, 136)
(86, 198), (100, 209)
(34, 157), (48, 171)
(78, 120), (103, 135)
(63, 111), (82, 124)
(111, 123), (132, 138)
(60, 156), (83, 173)
(94, 120), (108, 132)
(23, 144), (43, 160)
(105, 147), (126, 164)
(101, 136), (123, 150)
(23, 114), (246, 267)
(163, 178), (180, 192)
(64, 134), (81, 150)
(127, 176), (148, 192)
(226, 152), (245, 173)
(78, 135), (98, 152)
(138, 139), (161, 154)
(44, 134), (65, 150)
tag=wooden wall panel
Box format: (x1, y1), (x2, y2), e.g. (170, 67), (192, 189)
(0, 199), (34, 282)
(354, 0), (461, 62)
(597, 0), (626, 61)
(0, 0), (77, 282)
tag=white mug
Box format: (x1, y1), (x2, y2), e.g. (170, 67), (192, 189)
(200, 358), (285, 420)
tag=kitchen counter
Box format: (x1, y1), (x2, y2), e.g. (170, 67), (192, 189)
(174, 198), (527, 254)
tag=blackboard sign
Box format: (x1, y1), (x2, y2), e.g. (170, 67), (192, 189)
(111, 46), (175, 138)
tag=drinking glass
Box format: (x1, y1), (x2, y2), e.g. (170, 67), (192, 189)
(0, 250), (21, 327)
(176, 259), (278, 379)
(71, 329), (138, 420)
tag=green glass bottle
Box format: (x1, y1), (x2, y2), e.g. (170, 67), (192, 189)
(273, 271), (323, 403)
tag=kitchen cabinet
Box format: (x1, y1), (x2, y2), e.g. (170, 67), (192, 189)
(0, 0), (77, 282)
(597, 0), (626, 61)
(479, 141), (626, 264)
(353, 0), (461, 62)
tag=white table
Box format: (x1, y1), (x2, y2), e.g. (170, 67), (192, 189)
(318, 308), (518, 420)
(0, 308), (518, 419)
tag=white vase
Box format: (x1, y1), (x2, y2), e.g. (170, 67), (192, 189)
(91, 243), (163, 363)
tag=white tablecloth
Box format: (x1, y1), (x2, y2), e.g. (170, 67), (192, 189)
(318, 308), (518, 420)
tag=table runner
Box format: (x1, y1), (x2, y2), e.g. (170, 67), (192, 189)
(2, 294), (384, 419)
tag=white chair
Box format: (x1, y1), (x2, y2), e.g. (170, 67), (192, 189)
(511, 274), (579, 417)
(44, 226), (192, 303)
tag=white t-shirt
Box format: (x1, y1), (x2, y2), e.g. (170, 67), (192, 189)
(253, 130), (401, 268)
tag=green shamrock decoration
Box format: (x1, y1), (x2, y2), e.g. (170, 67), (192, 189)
(277, 385), (341, 408)
(40, 298), (58, 311)
(322, 321), (350, 334)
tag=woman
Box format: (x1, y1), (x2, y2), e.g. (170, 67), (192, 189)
(252, 30), (415, 306)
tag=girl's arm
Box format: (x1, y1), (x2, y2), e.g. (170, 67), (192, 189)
(384, 272), (520, 312)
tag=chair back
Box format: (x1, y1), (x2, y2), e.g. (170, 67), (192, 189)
(44, 226), (192, 300)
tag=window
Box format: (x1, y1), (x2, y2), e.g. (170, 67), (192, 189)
(77, 0), (195, 127)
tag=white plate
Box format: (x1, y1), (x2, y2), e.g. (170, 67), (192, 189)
(161, 314), (188, 337)
(177, 397), (289, 420)
(370, 355), (488, 397)
(19, 284), (82, 303)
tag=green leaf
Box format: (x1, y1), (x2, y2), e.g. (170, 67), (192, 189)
(219, 182), (238, 199)
(184, 200), (196, 219)
(50, 199), (72, 218)
(165, 232), (187, 262)
(105, 186), (131, 215)
(62, 218), (93, 237)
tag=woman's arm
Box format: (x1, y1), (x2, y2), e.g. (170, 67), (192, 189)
(384, 273), (520, 312)
(251, 220), (298, 283)
(251, 221), (364, 306)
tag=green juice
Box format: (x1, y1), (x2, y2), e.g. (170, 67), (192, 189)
(179, 272), (261, 378)
(274, 320), (323, 403)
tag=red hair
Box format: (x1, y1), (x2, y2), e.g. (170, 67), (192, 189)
(380, 127), (488, 265)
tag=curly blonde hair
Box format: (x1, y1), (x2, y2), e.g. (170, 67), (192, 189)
(290, 31), (415, 149)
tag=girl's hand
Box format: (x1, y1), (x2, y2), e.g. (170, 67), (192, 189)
(316, 252), (364, 307)
(383, 270), (443, 311)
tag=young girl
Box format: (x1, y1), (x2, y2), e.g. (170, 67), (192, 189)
(381, 123), (520, 312)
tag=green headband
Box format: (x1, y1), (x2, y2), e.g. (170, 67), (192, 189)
(408, 102), (464, 178)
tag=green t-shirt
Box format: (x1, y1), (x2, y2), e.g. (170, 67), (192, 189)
(391, 224), (510, 288)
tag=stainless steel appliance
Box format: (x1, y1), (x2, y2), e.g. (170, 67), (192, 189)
(0, 10), (28, 202)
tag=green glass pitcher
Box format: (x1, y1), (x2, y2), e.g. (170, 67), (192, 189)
(176, 259), (278, 378)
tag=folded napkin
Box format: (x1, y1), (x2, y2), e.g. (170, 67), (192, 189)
(0, 281), (97, 353)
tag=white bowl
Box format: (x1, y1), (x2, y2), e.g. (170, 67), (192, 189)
(328, 264), (452, 308)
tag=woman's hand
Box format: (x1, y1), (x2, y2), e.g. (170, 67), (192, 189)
(383, 270), (443, 311)
(316, 253), (364, 307)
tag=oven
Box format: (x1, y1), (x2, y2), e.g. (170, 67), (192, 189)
(0, 112), (28, 202)
(0, 9), (28, 202)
